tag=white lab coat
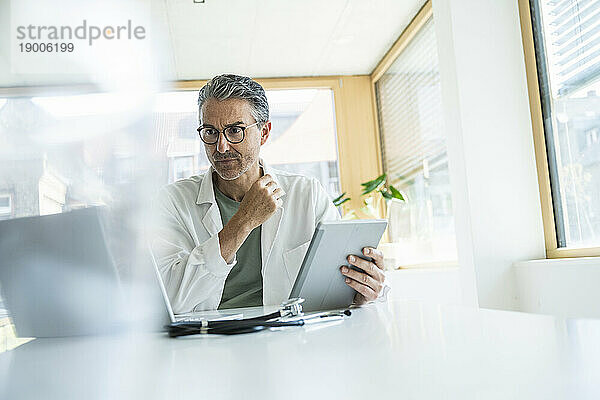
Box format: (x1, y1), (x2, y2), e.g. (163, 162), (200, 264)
(151, 160), (341, 313)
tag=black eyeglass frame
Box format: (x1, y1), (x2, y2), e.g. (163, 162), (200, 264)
(197, 121), (261, 145)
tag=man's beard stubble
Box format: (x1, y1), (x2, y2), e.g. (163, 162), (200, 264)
(211, 150), (257, 181)
(212, 150), (240, 162)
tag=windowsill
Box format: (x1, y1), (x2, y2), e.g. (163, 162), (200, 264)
(514, 256), (600, 268)
(546, 247), (600, 259)
(378, 243), (458, 271)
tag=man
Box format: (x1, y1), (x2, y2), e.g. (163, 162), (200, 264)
(152, 74), (386, 313)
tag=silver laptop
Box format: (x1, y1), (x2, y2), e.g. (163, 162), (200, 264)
(0, 207), (124, 337)
(0, 207), (241, 338)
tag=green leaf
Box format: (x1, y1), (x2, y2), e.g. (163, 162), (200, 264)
(362, 184), (383, 195)
(333, 192), (351, 207)
(332, 192), (347, 203)
(361, 174), (386, 195)
(388, 185), (405, 201)
(360, 173), (386, 188)
(360, 175), (378, 187)
(380, 190), (393, 200)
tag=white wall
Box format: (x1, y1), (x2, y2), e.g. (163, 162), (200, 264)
(428, 0), (600, 319)
(432, 0), (546, 310)
(387, 268), (462, 306)
(515, 258), (600, 319)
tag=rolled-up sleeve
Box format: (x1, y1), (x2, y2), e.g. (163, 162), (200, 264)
(150, 188), (236, 313)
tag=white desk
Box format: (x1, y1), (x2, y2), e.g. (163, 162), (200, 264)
(1, 299), (599, 399)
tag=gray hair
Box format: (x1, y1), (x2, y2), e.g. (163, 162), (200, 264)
(197, 74), (269, 125)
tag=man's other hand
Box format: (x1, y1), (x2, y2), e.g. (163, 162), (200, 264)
(340, 247), (385, 304)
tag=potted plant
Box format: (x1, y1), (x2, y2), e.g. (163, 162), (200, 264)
(332, 173), (405, 220)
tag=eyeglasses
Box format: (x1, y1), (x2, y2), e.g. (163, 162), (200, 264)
(197, 122), (260, 145)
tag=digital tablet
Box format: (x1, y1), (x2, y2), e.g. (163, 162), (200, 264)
(289, 219), (387, 312)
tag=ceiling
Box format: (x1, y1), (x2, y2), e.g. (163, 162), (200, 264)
(0, 0), (425, 87)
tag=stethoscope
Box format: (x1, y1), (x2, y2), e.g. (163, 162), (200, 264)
(167, 298), (351, 337)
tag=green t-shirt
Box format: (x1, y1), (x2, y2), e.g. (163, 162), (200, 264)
(214, 184), (263, 309)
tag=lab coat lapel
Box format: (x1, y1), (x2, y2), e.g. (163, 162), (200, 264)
(196, 167), (223, 236)
(201, 204), (222, 236)
(261, 207), (283, 271)
(261, 161), (285, 271)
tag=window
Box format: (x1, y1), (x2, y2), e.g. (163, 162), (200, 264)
(0, 194), (12, 218)
(152, 89), (341, 198)
(0, 87), (342, 231)
(529, 0), (600, 251)
(171, 156), (195, 182)
(373, 15), (458, 266)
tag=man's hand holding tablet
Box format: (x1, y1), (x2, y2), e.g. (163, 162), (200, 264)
(288, 220), (387, 311)
(340, 247), (386, 304)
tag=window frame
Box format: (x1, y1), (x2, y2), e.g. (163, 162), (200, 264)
(518, 0), (600, 258)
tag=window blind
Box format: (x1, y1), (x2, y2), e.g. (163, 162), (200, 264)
(374, 16), (457, 265)
(375, 18), (446, 188)
(542, 0), (600, 96)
